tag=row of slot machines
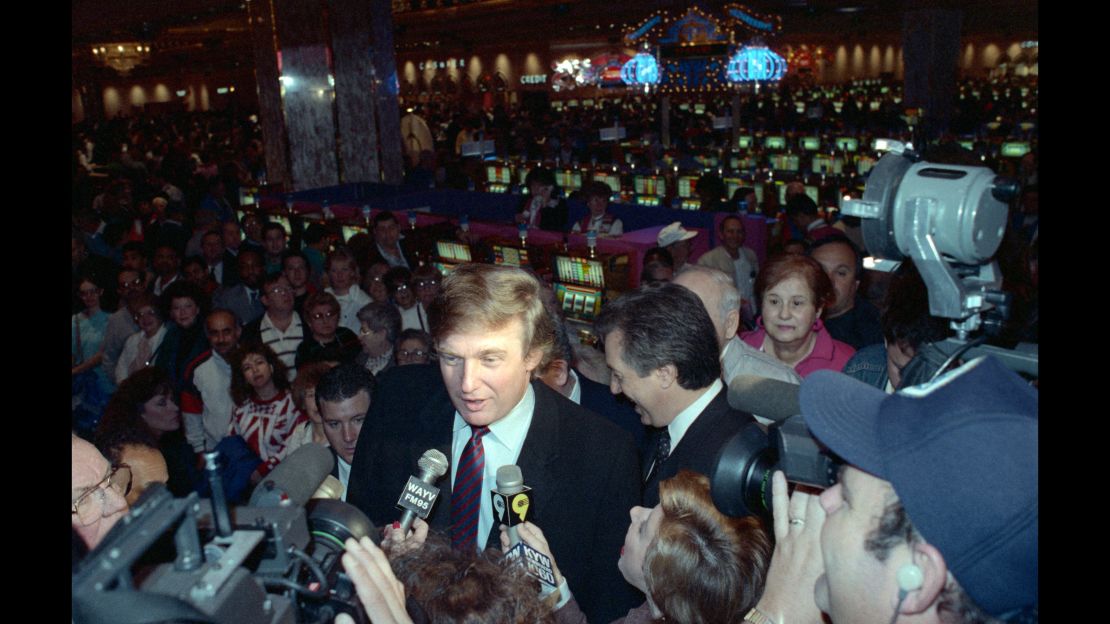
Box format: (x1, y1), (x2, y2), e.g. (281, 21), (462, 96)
(483, 160), (868, 212)
(434, 239), (622, 338)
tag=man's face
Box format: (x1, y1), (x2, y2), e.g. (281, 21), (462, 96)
(668, 239), (691, 267)
(604, 330), (668, 427)
(283, 256), (309, 290)
(222, 222), (242, 251)
(392, 281), (416, 309)
(206, 311), (241, 357)
(122, 250), (147, 273)
(414, 276), (441, 307)
(263, 228), (287, 257)
(587, 194), (607, 217)
(318, 390), (370, 464)
(811, 242), (859, 318)
(815, 466), (903, 624)
(328, 259), (356, 292)
(359, 323), (391, 357)
(183, 262), (209, 286)
(438, 317), (542, 427)
(153, 247), (180, 277)
(308, 304), (339, 341)
(719, 217), (746, 252)
(262, 277), (295, 315)
(397, 337), (431, 365)
(201, 232), (224, 265)
(238, 252), (264, 289)
(72, 437), (129, 549)
(373, 218), (400, 249)
(117, 270), (143, 300)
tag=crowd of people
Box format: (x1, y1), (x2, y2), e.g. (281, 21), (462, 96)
(72, 74), (1037, 624)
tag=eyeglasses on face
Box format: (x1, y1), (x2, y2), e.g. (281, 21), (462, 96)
(72, 464), (132, 524)
(311, 311), (337, 320)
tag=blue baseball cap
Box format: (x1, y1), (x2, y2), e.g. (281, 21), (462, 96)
(800, 356), (1037, 617)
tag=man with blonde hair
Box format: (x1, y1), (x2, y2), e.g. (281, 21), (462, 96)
(348, 263), (643, 624)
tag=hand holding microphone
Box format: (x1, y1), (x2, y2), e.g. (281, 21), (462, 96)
(382, 517), (429, 557)
(395, 449), (449, 536)
(499, 521), (564, 588)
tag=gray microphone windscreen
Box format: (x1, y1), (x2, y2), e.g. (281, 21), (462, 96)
(249, 442), (335, 508)
(417, 448), (450, 479)
(727, 375), (801, 422)
(496, 465), (524, 494)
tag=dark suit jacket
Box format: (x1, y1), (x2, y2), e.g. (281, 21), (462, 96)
(348, 363), (644, 624)
(517, 196), (569, 232)
(642, 386), (755, 508)
(365, 239), (416, 271)
(213, 284), (265, 327)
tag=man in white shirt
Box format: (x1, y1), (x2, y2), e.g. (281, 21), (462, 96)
(594, 280), (757, 508)
(324, 248), (372, 334)
(696, 215), (759, 320)
(181, 309), (241, 453)
(315, 363), (376, 501)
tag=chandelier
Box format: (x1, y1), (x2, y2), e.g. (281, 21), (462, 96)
(91, 43), (152, 75)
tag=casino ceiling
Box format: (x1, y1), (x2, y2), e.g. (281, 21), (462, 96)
(71, 0), (1037, 82)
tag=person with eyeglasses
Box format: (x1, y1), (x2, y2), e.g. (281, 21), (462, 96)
(72, 434), (130, 549)
(356, 301), (402, 376)
(295, 291), (361, 368)
(115, 291), (168, 384)
(395, 329), (433, 366)
(241, 274), (305, 380)
(100, 268), (145, 387)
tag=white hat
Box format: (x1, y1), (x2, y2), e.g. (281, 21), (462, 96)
(657, 222), (697, 247)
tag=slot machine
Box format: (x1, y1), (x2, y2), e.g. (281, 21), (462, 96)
(632, 174), (667, 207)
(433, 239), (472, 276)
(552, 255), (607, 343)
(485, 162), (514, 193)
(675, 175), (701, 210)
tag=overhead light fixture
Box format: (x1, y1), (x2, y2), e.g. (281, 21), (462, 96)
(90, 42), (152, 75)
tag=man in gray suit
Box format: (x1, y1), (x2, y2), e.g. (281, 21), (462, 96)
(213, 250), (265, 326)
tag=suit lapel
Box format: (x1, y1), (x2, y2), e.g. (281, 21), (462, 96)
(482, 381), (559, 549)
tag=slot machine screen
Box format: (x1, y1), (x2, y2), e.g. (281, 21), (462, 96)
(1000, 142), (1030, 158)
(835, 137), (859, 152)
(433, 261), (458, 276)
(637, 196), (661, 206)
(737, 135), (753, 149)
(271, 215), (292, 236)
(556, 170), (583, 190)
(800, 137), (821, 151)
(583, 99), (595, 107)
(342, 224), (368, 243)
(856, 156), (876, 176)
(776, 181), (787, 205)
(694, 103), (706, 114)
(869, 100), (881, 111)
(593, 173), (620, 193)
(695, 154), (719, 168)
(436, 241), (472, 263)
(554, 283), (603, 321)
(567, 100), (579, 108)
(552, 101), (564, 111)
(486, 165), (512, 184)
(769, 154), (799, 171)
(680, 199), (701, 210)
(677, 176), (699, 198)
(958, 140), (975, 151)
(805, 185), (819, 204)
(236, 209), (247, 223)
(634, 176), (666, 197)
(812, 155), (844, 175)
(764, 136), (786, 150)
(679, 103), (690, 111)
(238, 187), (258, 206)
(519, 168), (532, 186)
(753, 184), (764, 205)
(555, 255), (606, 289)
(493, 244), (529, 267)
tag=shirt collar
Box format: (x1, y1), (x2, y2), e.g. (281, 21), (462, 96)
(452, 383), (535, 456)
(668, 378), (724, 449)
(567, 369), (581, 405)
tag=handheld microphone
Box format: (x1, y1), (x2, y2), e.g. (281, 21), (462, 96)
(492, 465), (533, 547)
(726, 375), (801, 422)
(492, 466), (554, 593)
(395, 449), (450, 535)
(249, 443), (335, 508)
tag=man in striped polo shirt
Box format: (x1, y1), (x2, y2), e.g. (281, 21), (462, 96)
(242, 273), (304, 381)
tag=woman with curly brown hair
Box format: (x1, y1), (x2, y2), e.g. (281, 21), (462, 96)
(227, 342), (306, 481)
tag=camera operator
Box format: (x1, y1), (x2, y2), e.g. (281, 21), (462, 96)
(747, 356), (1037, 624)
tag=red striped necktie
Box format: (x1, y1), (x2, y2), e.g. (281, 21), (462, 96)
(451, 425), (491, 550)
